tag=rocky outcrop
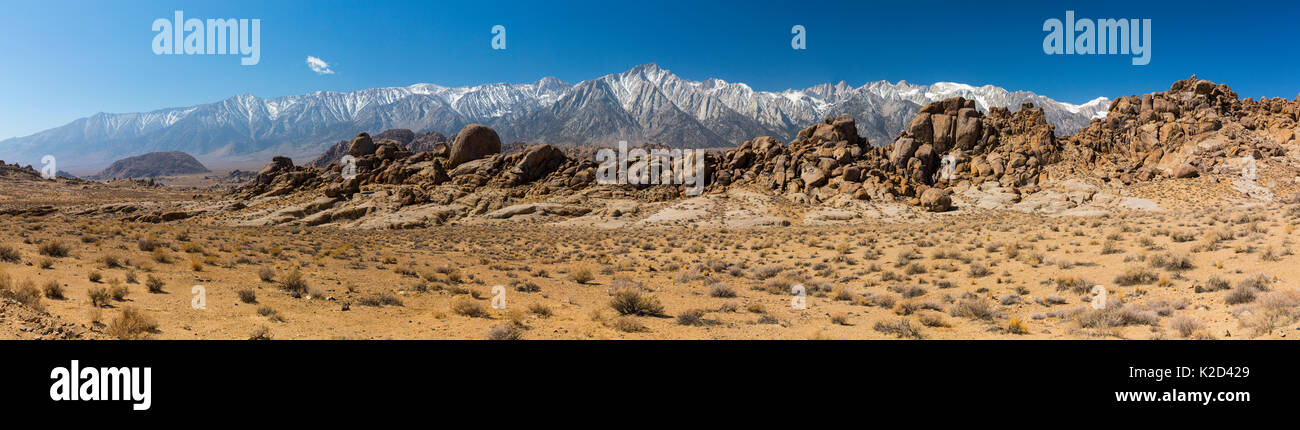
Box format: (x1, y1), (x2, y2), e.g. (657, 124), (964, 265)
(708, 97), (1061, 208)
(89, 151), (210, 180)
(1064, 76), (1299, 184)
(230, 77), (1300, 225)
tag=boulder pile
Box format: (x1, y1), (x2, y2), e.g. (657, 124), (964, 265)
(1064, 76), (1299, 184)
(710, 97), (1061, 210)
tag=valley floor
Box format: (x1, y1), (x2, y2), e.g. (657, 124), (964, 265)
(2, 174), (1299, 340)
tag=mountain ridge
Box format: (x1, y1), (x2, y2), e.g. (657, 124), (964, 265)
(0, 63), (1109, 169)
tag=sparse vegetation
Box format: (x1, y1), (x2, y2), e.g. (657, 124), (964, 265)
(609, 288), (664, 316)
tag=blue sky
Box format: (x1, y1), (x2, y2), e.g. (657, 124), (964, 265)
(1, 0), (1297, 140)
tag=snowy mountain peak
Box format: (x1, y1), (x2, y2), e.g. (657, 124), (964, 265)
(1, 64), (1109, 169)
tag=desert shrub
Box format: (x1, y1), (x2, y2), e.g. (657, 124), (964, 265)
(753, 265), (785, 280)
(486, 324), (524, 340)
(1170, 230), (1196, 242)
(145, 275), (165, 293)
(874, 318), (924, 339)
(829, 313), (850, 325)
(11, 279), (42, 309)
(87, 287), (110, 307)
(105, 307), (157, 340)
(609, 288), (664, 316)
(1007, 317), (1030, 334)
(1100, 240), (1123, 254)
(248, 325), (271, 340)
(1042, 295), (1069, 305)
(1077, 303), (1158, 328)
(950, 298), (995, 321)
(1169, 315), (1202, 338)
(608, 316), (646, 332)
(918, 311), (950, 327)
(874, 294), (898, 309)
(279, 267), (308, 296)
(1199, 276), (1232, 293)
(1225, 286), (1257, 304)
(677, 308), (707, 326)
(258, 266), (275, 282)
(450, 297), (489, 317)
(87, 271), (102, 283)
(237, 289), (257, 304)
(1149, 252), (1194, 271)
(569, 267), (595, 284)
(513, 280), (541, 293)
(968, 262), (991, 278)
(42, 280), (63, 299)
(527, 303), (552, 317)
(100, 253), (124, 268)
(152, 249), (171, 263)
(1239, 273), (1272, 292)
(1115, 304), (1159, 325)
(0, 245), (20, 263)
(905, 263), (928, 275)
(708, 283), (736, 298)
(892, 285), (927, 299)
(359, 293), (403, 307)
(109, 283), (129, 301)
(137, 237), (161, 252)
(38, 241), (69, 257)
(1114, 265), (1157, 286)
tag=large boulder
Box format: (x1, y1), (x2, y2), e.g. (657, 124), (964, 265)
(1172, 163), (1199, 178)
(449, 124), (502, 167)
(510, 144), (566, 183)
(889, 137), (921, 167)
(919, 188), (952, 212)
(347, 133), (376, 158)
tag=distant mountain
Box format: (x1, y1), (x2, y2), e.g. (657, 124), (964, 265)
(0, 64), (1109, 169)
(89, 151), (210, 180)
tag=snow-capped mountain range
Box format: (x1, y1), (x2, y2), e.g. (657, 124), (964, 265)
(0, 63), (1109, 170)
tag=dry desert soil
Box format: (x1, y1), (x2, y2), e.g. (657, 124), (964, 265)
(2, 170), (1299, 340)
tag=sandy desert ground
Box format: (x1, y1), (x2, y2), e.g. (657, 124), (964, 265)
(2, 170), (1299, 340)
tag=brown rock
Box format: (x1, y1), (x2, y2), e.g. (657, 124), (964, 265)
(908, 113), (933, 142)
(347, 133), (376, 158)
(801, 166), (827, 187)
(449, 124), (502, 167)
(1172, 164), (1199, 178)
(511, 144), (566, 183)
(920, 188), (951, 212)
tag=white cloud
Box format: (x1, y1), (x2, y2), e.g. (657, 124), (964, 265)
(306, 56), (334, 75)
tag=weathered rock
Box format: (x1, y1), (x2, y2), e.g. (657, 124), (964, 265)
(510, 144), (566, 184)
(449, 124), (502, 167)
(920, 188), (952, 212)
(1172, 163), (1199, 178)
(800, 166), (827, 188)
(347, 133), (376, 158)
